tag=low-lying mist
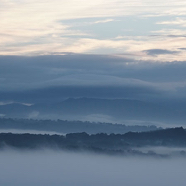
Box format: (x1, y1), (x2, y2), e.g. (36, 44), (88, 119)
(0, 149), (186, 186)
(0, 129), (65, 135)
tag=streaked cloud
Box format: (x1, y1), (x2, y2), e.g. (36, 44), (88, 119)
(157, 17), (186, 27)
(0, 0), (186, 60)
(93, 19), (115, 24)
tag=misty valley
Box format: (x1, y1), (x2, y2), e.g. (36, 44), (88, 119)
(2, 0), (186, 184)
(1, 96), (186, 186)
(1, 118), (186, 186)
(0, 118), (186, 158)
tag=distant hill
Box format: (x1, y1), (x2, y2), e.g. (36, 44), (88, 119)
(0, 118), (159, 134)
(0, 97), (186, 123)
(0, 127), (186, 157)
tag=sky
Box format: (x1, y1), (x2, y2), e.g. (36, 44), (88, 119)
(1, 1), (186, 106)
(0, 0), (186, 62)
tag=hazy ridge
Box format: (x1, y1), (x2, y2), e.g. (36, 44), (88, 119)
(0, 118), (159, 134)
(1, 127), (186, 158)
(1, 97), (186, 125)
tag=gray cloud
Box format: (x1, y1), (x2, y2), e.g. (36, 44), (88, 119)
(144, 49), (179, 56)
(167, 35), (186, 38)
(0, 54), (186, 103)
(151, 35), (186, 38)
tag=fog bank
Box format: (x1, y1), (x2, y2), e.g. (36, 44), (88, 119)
(0, 149), (186, 186)
(0, 129), (65, 135)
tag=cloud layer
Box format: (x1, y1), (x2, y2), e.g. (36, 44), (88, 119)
(0, 55), (186, 103)
(1, 149), (186, 186)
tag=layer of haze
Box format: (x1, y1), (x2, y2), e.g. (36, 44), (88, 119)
(0, 149), (186, 186)
(0, 129), (64, 135)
